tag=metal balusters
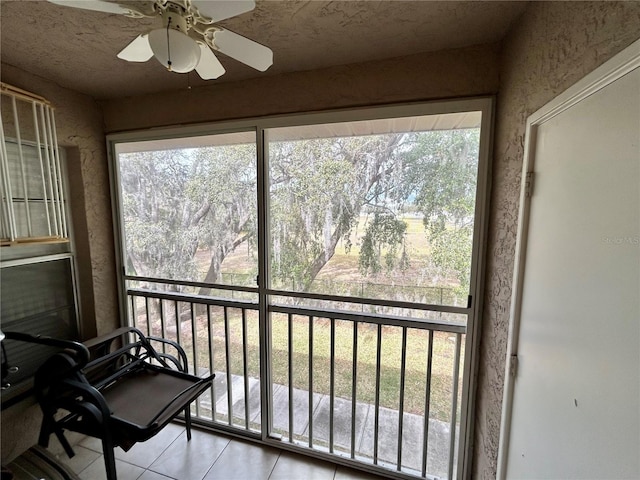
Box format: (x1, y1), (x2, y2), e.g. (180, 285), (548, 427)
(191, 302), (200, 416)
(190, 303), (197, 355)
(130, 295), (137, 329)
(373, 323), (382, 465)
(422, 330), (434, 477)
(287, 313), (294, 442)
(397, 326), (408, 471)
(122, 287), (469, 480)
(447, 333), (462, 480)
(207, 305), (217, 422)
(308, 315), (314, 448)
(223, 306), (233, 426)
(174, 300), (181, 345)
(159, 299), (167, 354)
(350, 321), (358, 459)
(144, 296), (151, 337)
(241, 308), (250, 429)
(329, 318), (335, 454)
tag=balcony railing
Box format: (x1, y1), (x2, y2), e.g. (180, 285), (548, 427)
(127, 286), (465, 480)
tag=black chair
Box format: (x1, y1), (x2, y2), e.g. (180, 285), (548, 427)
(3, 327), (214, 480)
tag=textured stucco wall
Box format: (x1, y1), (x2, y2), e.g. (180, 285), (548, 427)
(101, 44), (500, 132)
(2, 0), (638, 471)
(1, 65), (119, 338)
(473, 2), (640, 478)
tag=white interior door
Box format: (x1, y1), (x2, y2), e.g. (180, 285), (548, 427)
(500, 45), (640, 479)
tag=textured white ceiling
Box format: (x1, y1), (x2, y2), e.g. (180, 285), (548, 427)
(1, 1), (528, 100)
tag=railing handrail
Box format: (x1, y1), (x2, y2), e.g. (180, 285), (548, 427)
(125, 274), (469, 315)
(124, 275), (259, 294)
(268, 288), (469, 315)
(127, 287), (259, 310)
(270, 303), (466, 334)
(127, 287), (466, 334)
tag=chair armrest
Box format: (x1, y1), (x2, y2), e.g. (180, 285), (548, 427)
(2, 331), (89, 370)
(84, 327), (148, 368)
(83, 326), (141, 350)
(146, 336), (189, 372)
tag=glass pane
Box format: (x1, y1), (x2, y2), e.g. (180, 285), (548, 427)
(117, 132), (257, 291)
(268, 113), (481, 307)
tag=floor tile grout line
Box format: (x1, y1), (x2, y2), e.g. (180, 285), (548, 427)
(76, 451), (104, 478)
(140, 427), (186, 471)
(266, 450), (284, 480)
(196, 434), (232, 480)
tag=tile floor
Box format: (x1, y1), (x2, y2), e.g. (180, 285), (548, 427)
(47, 423), (389, 480)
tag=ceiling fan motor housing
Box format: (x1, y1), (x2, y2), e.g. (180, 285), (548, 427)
(148, 4), (201, 73)
(161, 3), (191, 34)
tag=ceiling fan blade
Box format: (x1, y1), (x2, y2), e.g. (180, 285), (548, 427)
(195, 43), (226, 80)
(48, 0), (131, 15)
(213, 29), (273, 72)
(117, 34), (153, 62)
(191, 0), (256, 23)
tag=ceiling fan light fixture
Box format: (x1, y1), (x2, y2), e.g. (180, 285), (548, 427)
(148, 27), (201, 73)
(47, 0), (273, 81)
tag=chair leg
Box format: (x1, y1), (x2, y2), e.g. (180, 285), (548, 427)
(38, 411), (75, 458)
(37, 413), (53, 448)
(184, 405), (192, 441)
(53, 427), (75, 458)
(102, 437), (118, 480)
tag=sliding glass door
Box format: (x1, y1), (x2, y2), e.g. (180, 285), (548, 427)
(110, 98), (492, 479)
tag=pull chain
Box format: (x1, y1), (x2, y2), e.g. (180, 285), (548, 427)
(166, 17), (172, 71)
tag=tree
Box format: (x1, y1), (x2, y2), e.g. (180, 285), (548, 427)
(185, 145), (257, 289)
(404, 129), (480, 291)
(119, 144), (256, 292)
(268, 133), (408, 290)
(120, 150), (199, 282)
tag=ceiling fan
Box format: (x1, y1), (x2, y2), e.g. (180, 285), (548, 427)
(47, 0), (273, 80)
